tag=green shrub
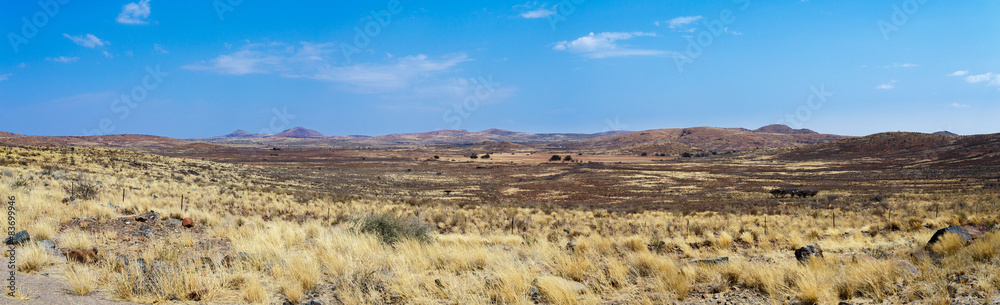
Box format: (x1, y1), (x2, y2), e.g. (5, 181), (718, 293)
(353, 213), (431, 245)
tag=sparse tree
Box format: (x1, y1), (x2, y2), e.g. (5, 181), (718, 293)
(433, 155), (439, 159)
(563, 155), (572, 162)
(470, 153), (479, 159)
(640, 152), (648, 156)
(681, 152), (692, 158)
(550, 155), (562, 162)
(481, 154), (490, 159)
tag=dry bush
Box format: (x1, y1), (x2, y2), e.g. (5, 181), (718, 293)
(534, 276), (581, 305)
(58, 229), (94, 250)
(16, 244), (53, 274)
(64, 264), (96, 295)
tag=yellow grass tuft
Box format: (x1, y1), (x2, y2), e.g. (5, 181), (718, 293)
(64, 264), (96, 295)
(16, 243), (54, 274)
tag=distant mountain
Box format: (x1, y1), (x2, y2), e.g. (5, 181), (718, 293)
(754, 124), (818, 135)
(780, 132), (1000, 166)
(933, 131), (959, 136)
(223, 130), (267, 138)
(0, 134), (198, 149)
(273, 127), (324, 138)
(568, 126), (847, 155)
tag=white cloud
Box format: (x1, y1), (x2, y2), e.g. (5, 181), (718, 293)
(47, 56), (79, 63)
(184, 42), (474, 94)
(552, 32), (669, 58)
(948, 70), (968, 77)
(891, 63), (918, 68)
(154, 43), (169, 54)
(117, 0), (151, 25)
(17, 63), (27, 68)
(515, 2), (555, 19)
(663, 16), (702, 29)
(875, 80), (896, 90)
(63, 33), (107, 48)
(949, 102), (970, 108)
(0, 73), (11, 82)
(965, 73), (993, 83)
(103, 50), (114, 58)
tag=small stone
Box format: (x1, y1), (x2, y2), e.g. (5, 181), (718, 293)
(165, 219), (182, 226)
(794, 243), (824, 264)
(4, 230), (30, 245)
(566, 240), (577, 251)
(139, 225), (151, 232)
(36, 240), (55, 249)
(182, 217), (194, 228)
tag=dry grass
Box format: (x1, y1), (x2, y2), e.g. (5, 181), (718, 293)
(15, 243), (54, 274)
(64, 264), (96, 295)
(1, 145), (998, 304)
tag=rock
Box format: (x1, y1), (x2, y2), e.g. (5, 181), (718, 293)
(36, 240), (55, 249)
(136, 210), (158, 222)
(692, 257), (729, 265)
(794, 243), (824, 263)
(68, 248), (99, 264)
(182, 217), (194, 228)
(926, 225), (984, 250)
(165, 219), (182, 226)
(139, 225), (152, 232)
(897, 260), (919, 275)
(4, 230), (30, 245)
(565, 240), (576, 251)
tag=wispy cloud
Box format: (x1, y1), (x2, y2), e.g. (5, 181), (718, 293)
(63, 33), (107, 48)
(514, 2), (555, 19)
(875, 79), (896, 90)
(862, 63), (919, 69)
(154, 43), (169, 54)
(185, 41), (476, 95)
(657, 16), (702, 29)
(47, 56), (79, 63)
(0, 73), (11, 82)
(965, 72), (993, 84)
(948, 70), (968, 77)
(117, 0), (151, 25)
(553, 32), (669, 58)
(949, 102), (970, 108)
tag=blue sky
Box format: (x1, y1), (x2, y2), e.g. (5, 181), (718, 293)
(1, 0), (998, 138)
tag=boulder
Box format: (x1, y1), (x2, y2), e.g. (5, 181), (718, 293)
(165, 219), (182, 226)
(4, 230), (30, 245)
(68, 248), (99, 264)
(794, 243), (824, 263)
(182, 217), (194, 228)
(925, 225), (984, 250)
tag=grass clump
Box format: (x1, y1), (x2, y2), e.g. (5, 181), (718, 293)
(353, 212), (431, 245)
